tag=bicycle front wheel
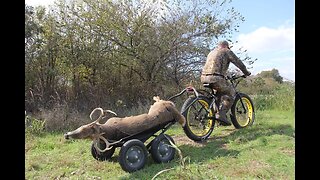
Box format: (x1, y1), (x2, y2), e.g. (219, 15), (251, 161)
(181, 95), (215, 141)
(230, 93), (255, 129)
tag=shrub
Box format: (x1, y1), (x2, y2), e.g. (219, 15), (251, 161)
(25, 114), (46, 136)
(252, 83), (294, 111)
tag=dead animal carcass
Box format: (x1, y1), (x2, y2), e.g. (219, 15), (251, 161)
(64, 96), (185, 172)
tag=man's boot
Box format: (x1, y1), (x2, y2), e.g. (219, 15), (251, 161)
(215, 95), (233, 126)
(215, 105), (231, 126)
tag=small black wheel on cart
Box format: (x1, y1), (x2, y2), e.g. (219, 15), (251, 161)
(118, 139), (148, 173)
(91, 140), (115, 161)
(150, 134), (175, 163)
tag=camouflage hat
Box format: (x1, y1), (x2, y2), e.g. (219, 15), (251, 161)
(218, 40), (229, 47)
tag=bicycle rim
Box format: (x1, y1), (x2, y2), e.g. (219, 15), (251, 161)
(234, 97), (254, 127)
(186, 99), (213, 136)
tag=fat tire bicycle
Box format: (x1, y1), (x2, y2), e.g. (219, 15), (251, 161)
(169, 74), (255, 142)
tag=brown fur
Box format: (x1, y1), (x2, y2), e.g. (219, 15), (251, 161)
(64, 96), (186, 141)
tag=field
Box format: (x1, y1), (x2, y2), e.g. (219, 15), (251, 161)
(25, 109), (294, 179)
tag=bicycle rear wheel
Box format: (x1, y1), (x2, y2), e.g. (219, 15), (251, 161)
(230, 93), (255, 129)
(181, 95), (215, 141)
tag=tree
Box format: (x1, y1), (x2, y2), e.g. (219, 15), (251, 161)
(25, 0), (252, 112)
(258, 68), (283, 84)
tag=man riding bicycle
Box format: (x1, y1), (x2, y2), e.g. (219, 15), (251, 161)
(200, 40), (251, 126)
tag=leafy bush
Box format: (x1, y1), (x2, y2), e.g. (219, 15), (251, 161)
(252, 83), (294, 111)
(252, 95), (273, 110)
(269, 84), (295, 110)
(25, 114), (46, 136)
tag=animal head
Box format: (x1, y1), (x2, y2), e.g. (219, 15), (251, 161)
(64, 123), (101, 140)
(64, 108), (117, 140)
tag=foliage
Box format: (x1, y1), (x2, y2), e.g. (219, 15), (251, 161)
(259, 83), (294, 111)
(257, 68), (283, 83)
(25, 1), (295, 132)
(25, 67), (294, 132)
(25, 114), (46, 136)
(245, 82), (294, 111)
(233, 69), (294, 111)
(25, 0), (250, 113)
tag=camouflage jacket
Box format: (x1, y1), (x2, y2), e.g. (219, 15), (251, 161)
(202, 47), (250, 76)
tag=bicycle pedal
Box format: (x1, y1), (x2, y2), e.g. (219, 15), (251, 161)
(217, 119), (232, 126)
(219, 122), (231, 126)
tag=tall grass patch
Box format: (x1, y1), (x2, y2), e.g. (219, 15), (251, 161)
(253, 83), (294, 111)
(25, 114), (45, 137)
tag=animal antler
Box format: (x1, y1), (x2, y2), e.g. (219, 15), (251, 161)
(90, 108), (104, 123)
(89, 108), (117, 124)
(93, 133), (123, 152)
(103, 110), (117, 117)
(89, 108), (119, 152)
(93, 134), (113, 152)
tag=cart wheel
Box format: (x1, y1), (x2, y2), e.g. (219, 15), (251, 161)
(118, 139), (148, 173)
(150, 134), (176, 163)
(91, 140), (115, 161)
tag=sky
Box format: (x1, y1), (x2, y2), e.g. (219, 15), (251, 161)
(229, 0), (295, 82)
(25, 0), (295, 81)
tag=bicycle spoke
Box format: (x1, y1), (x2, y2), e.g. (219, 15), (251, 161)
(190, 103), (199, 112)
(182, 96), (215, 141)
(236, 107), (243, 114)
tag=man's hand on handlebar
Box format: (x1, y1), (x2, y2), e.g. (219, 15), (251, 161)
(244, 71), (251, 78)
(228, 72), (251, 80)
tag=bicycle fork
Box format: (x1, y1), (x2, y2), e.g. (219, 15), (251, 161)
(235, 92), (247, 114)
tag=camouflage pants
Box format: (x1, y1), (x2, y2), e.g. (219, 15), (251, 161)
(200, 75), (235, 110)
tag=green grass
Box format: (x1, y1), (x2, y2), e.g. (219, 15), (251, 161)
(252, 83), (295, 111)
(25, 109), (295, 179)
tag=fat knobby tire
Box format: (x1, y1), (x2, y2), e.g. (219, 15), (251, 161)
(230, 93), (255, 129)
(181, 95), (214, 142)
